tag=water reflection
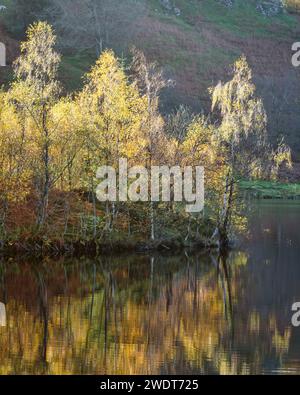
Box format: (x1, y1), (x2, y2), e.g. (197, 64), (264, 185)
(0, 201), (299, 375)
(0, 303), (6, 327)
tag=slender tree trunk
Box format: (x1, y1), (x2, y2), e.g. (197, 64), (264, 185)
(90, 178), (97, 238)
(105, 201), (111, 232)
(38, 106), (50, 227)
(0, 198), (8, 246)
(218, 175), (234, 251)
(127, 207), (131, 236)
(150, 201), (155, 241)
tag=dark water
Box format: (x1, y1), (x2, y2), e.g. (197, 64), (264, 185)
(0, 201), (300, 375)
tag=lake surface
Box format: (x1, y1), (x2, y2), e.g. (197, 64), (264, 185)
(0, 200), (300, 375)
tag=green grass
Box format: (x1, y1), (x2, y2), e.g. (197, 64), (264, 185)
(59, 52), (96, 92)
(239, 180), (300, 199)
(0, 0), (12, 7)
(154, 0), (297, 37)
(172, 0), (297, 38)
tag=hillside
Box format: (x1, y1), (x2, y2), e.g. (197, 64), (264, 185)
(0, 12), (18, 85)
(1, 0), (300, 155)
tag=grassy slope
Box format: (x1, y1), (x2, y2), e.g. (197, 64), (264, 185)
(127, 2), (300, 155)
(3, 0), (294, 90)
(2, 0), (298, 90)
(193, 0), (297, 37)
(1, 0), (300, 150)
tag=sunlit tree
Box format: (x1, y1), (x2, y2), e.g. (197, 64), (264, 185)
(77, 50), (147, 233)
(10, 22), (61, 226)
(210, 56), (291, 248)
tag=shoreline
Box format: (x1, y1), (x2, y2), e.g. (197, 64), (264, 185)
(0, 237), (218, 259)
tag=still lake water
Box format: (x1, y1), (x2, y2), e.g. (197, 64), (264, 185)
(0, 200), (300, 375)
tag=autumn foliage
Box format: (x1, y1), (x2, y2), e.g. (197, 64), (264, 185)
(0, 22), (291, 252)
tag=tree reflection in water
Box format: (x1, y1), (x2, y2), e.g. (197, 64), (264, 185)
(0, 248), (295, 375)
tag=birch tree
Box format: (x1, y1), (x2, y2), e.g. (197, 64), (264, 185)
(77, 50), (146, 234)
(10, 22), (61, 227)
(210, 56), (291, 249)
(130, 48), (172, 241)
